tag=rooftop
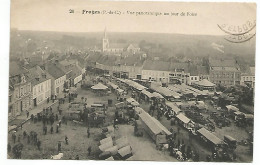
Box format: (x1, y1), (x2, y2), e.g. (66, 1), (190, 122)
(28, 65), (51, 86)
(143, 60), (170, 71)
(209, 58), (238, 67)
(44, 62), (66, 79)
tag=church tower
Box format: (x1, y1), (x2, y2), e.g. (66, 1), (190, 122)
(102, 27), (109, 52)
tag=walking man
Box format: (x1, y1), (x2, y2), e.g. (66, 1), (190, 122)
(87, 146), (92, 156)
(12, 132), (16, 143)
(58, 142), (61, 152)
(87, 127), (90, 138)
(44, 126), (47, 135)
(26, 110), (29, 118)
(50, 126), (53, 134)
(65, 136), (69, 145)
(37, 140), (41, 150)
(56, 114), (59, 121)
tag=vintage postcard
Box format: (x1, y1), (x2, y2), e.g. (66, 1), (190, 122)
(8, 0), (256, 162)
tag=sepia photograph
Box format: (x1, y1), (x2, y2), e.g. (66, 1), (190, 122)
(6, 0), (256, 163)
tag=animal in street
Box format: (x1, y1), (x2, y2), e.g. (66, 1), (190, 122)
(51, 153), (64, 159)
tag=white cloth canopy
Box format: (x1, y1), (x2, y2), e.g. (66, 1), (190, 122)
(91, 83), (108, 90)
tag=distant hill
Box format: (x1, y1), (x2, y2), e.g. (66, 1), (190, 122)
(10, 30), (256, 60)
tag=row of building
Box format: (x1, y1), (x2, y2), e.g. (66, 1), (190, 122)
(88, 53), (255, 88)
(8, 58), (86, 121)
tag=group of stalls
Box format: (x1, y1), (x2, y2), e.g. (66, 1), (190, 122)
(117, 78), (165, 104)
(168, 84), (210, 101)
(107, 81), (125, 96)
(225, 105), (254, 126)
(115, 78), (230, 151)
(165, 102), (195, 131)
(64, 102), (85, 120)
(117, 78), (147, 92)
(99, 134), (133, 160)
(91, 83), (109, 95)
(193, 79), (216, 92)
(113, 97), (140, 124)
(150, 84), (182, 102)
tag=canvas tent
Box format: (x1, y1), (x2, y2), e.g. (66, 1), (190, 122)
(118, 145), (132, 158)
(141, 89), (153, 98)
(105, 145), (118, 155)
(176, 113), (193, 129)
(126, 97), (140, 107)
(105, 156), (114, 161)
(165, 102), (182, 115)
(115, 137), (129, 149)
(100, 136), (113, 145)
(99, 141), (114, 152)
(226, 105), (239, 112)
(152, 92), (164, 99)
(138, 111), (171, 142)
(197, 128), (223, 146)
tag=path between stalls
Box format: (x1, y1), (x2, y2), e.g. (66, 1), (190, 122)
(117, 125), (178, 161)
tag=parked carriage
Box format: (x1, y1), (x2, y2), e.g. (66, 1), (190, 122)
(88, 113), (105, 127)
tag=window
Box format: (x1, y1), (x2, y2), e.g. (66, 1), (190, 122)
(21, 87), (23, 96)
(27, 84), (30, 92)
(9, 105), (12, 113)
(191, 77), (193, 80)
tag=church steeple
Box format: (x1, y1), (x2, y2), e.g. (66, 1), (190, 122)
(104, 27), (107, 39)
(102, 27), (109, 52)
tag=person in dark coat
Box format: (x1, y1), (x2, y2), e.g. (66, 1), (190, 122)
(87, 128), (90, 138)
(31, 114), (34, 121)
(12, 133), (16, 143)
(56, 114), (59, 121)
(26, 110), (29, 118)
(44, 126), (47, 135)
(206, 155), (211, 162)
(50, 126), (53, 134)
(58, 142), (61, 152)
(8, 143), (11, 153)
(87, 146), (92, 156)
(37, 140), (41, 150)
(17, 135), (21, 143)
(27, 135), (30, 144)
(23, 131), (27, 139)
(65, 136), (68, 145)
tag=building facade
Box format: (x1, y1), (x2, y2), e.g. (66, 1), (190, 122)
(28, 66), (52, 106)
(240, 67), (255, 88)
(9, 73), (32, 120)
(208, 58), (241, 86)
(43, 63), (67, 96)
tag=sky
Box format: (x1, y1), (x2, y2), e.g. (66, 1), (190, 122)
(10, 0), (256, 35)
